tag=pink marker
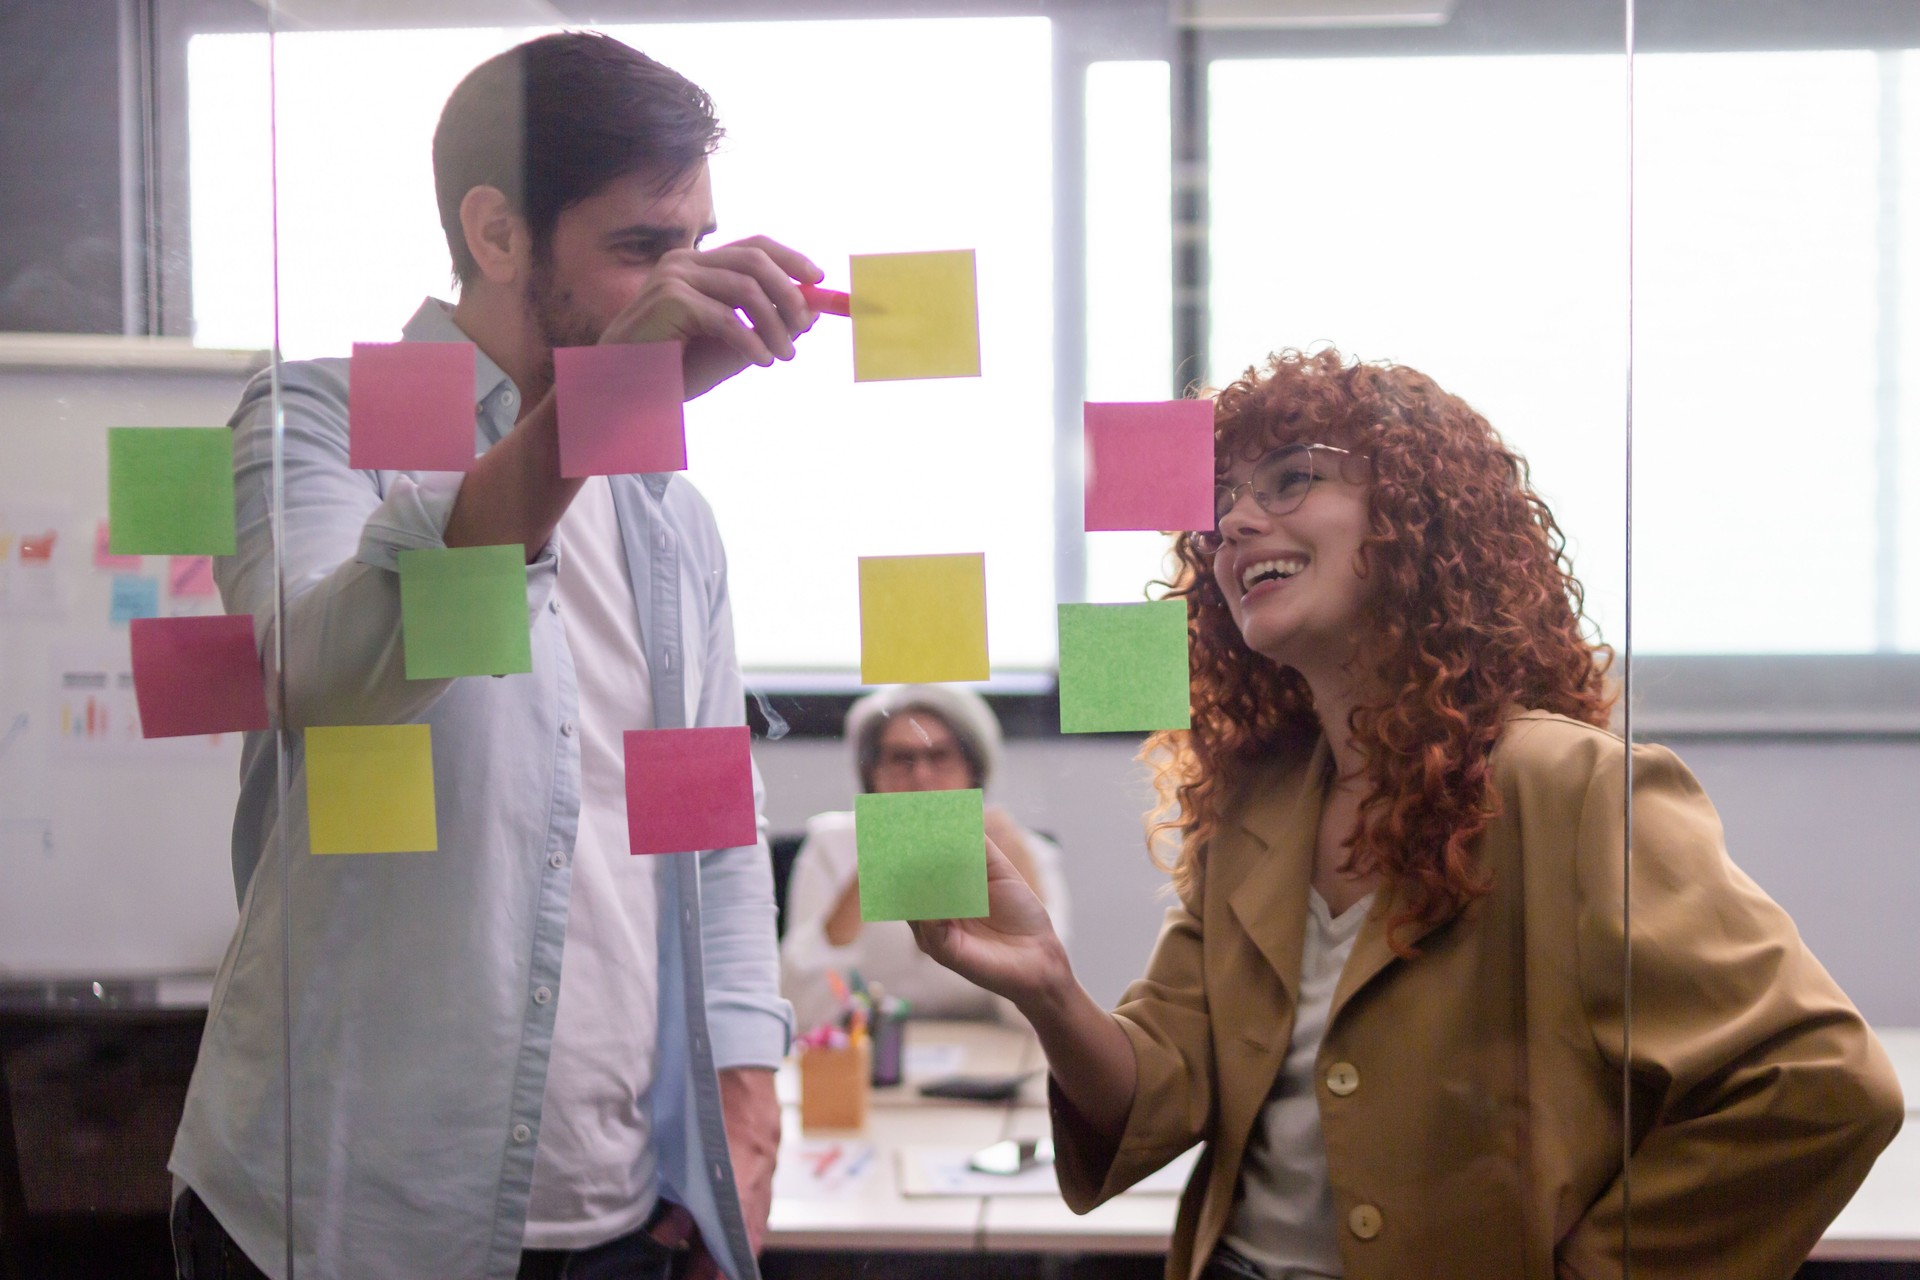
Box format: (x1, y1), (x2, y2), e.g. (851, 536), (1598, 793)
(799, 283), (851, 317)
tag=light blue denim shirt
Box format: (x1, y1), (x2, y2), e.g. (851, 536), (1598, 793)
(170, 299), (792, 1280)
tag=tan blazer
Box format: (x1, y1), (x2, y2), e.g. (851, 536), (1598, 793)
(1052, 712), (1904, 1280)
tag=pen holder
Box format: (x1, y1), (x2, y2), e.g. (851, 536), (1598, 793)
(799, 1039), (871, 1131)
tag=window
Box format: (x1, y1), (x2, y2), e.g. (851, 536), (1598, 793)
(188, 18), (1057, 672)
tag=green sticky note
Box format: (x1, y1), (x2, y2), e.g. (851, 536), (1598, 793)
(397, 545), (532, 679)
(1057, 601), (1192, 734)
(306, 724), (438, 854)
(107, 428), (235, 555)
(855, 789), (988, 922)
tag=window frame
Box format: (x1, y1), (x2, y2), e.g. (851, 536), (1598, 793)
(145, 0), (1920, 735)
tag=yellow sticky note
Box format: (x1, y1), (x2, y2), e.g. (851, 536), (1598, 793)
(859, 553), (989, 684)
(306, 724), (438, 854)
(849, 250), (981, 382)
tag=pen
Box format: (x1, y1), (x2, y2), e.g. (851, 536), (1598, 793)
(799, 283), (851, 317)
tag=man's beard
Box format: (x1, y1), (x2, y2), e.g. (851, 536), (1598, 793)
(523, 249), (600, 400)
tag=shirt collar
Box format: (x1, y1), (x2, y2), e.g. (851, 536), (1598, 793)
(400, 297), (518, 446)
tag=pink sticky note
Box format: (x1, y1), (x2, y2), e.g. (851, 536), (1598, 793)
(554, 342), (686, 477)
(348, 342), (478, 472)
(1083, 400), (1216, 532)
(624, 726), (755, 856)
(169, 555), (217, 598)
(95, 520), (141, 571)
(129, 614), (270, 738)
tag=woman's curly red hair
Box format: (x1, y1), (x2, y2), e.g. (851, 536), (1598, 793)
(1146, 347), (1614, 952)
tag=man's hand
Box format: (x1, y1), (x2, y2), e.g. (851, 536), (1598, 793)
(669, 1066), (780, 1279)
(598, 235), (824, 400)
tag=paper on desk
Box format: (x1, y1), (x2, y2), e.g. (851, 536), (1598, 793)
(897, 1145), (1198, 1197)
(902, 1043), (966, 1077)
(772, 1139), (879, 1200)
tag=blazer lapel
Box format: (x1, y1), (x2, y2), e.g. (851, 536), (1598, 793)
(1224, 738), (1327, 1005)
(1331, 876), (1449, 1023)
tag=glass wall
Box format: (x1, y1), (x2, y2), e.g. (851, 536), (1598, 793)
(2, 1), (1912, 1277)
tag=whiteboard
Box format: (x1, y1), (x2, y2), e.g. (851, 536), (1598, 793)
(0, 344), (261, 977)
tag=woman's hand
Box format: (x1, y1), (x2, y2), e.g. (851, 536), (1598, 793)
(910, 835), (1070, 1011)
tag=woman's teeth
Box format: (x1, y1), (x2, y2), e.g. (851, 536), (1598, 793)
(1241, 555), (1307, 592)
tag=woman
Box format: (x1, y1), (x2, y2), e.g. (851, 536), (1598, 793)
(912, 348), (1902, 1279)
(780, 683), (1070, 1032)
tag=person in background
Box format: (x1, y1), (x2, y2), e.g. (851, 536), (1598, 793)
(910, 347), (1902, 1279)
(781, 684), (1070, 1032)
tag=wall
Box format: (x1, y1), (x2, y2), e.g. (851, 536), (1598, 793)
(758, 731), (1920, 1027)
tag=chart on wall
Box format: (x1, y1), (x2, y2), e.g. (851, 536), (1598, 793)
(0, 364), (257, 978)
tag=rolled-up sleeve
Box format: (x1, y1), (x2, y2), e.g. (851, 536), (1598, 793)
(218, 362), (558, 730)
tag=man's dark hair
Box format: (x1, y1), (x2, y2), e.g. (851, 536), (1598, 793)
(433, 31), (723, 283)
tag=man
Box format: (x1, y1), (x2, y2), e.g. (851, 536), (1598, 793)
(170, 31), (817, 1280)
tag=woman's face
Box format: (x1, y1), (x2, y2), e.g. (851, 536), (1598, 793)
(1209, 443), (1374, 678)
(869, 712), (974, 793)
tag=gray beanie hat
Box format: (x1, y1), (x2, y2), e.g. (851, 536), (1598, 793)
(846, 684), (1004, 793)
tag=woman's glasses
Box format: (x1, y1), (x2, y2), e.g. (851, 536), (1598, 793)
(1192, 443), (1363, 553)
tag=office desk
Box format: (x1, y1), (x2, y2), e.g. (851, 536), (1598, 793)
(769, 1021), (1920, 1263)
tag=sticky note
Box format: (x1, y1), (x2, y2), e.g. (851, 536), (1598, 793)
(306, 724), (438, 854)
(109, 574), (161, 624)
(623, 726), (757, 855)
(1083, 401), (1216, 532)
(107, 427), (235, 555)
(130, 614), (269, 738)
(858, 553), (989, 684)
(554, 342), (686, 477)
(169, 555), (218, 598)
(348, 342), (478, 472)
(855, 789), (988, 922)
(397, 545), (531, 680)
(1058, 601), (1191, 734)
(849, 250), (981, 382)
(94, 520), (140, 571)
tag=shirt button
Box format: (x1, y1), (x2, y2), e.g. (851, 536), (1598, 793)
(549, 852), (566, 869)
(501, 389), (516, 407)
(533, 986), (552, 1005)
(512, 1123), (532, 1144)
(662, 650), (675, 671)
(1349, 1204), (1382, 1240)
(656, 533), (670, 550)
(560, 721), (576, 737)
(1326, 1062), (1359, 1096)
(548, 599), (560, 614)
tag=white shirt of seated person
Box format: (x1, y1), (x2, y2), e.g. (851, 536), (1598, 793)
(779, 711), (1070, 1032)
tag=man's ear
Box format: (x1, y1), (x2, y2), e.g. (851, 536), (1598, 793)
(459, 185), (527, 286)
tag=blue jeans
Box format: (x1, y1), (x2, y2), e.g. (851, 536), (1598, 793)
(172, 1187), (684, 1280)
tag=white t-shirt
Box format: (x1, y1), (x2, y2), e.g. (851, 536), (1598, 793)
(778, 809), (1071, 1034)
(1220, 887), (1375, 1279)
(523, 478), (661, 1249)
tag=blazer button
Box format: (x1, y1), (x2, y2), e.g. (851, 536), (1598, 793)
(1326, 1061), (1359, 1096)
(1349, 1204), (1382, 1240)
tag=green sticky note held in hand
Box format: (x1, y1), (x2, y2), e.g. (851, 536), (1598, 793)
(107, 427), (236, 555)
(855, 788), (988, 922)
(1057, 600), (1192, 734)
(397, 545), (532, 680)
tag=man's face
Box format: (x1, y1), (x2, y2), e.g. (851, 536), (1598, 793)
(525, 160), (717, 354)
